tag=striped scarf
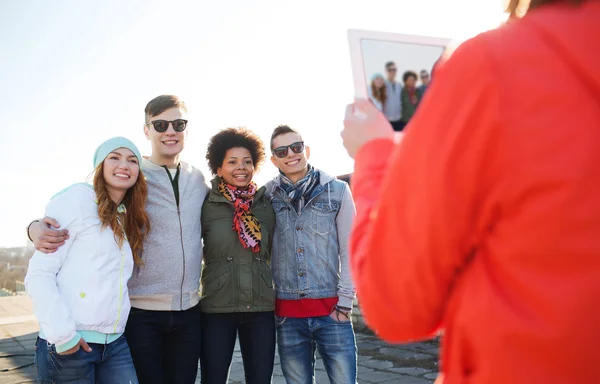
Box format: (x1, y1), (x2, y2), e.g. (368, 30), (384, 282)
(218, 180), (261, 253)
(279, 165), (321, 214)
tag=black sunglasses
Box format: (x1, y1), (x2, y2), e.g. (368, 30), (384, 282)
(273, 141), (305, 159)
(147, 119), (188, 133)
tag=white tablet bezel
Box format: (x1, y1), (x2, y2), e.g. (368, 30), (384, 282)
(347, 29), (451, 99)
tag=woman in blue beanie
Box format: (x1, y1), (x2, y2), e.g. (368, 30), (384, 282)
(368, 73), (386, 112)
(25, 137), (150, 383)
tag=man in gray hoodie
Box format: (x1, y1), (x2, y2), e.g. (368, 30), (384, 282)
(27, 95), (209, 383)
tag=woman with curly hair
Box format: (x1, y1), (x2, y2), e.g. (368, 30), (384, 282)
(399, 70), (422, 129)
(25, 137), (150, 383)
(200, 127), (276, 384)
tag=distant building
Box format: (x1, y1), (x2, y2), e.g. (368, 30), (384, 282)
(0, 246), (33, 294)
(6, 263), (27, 272)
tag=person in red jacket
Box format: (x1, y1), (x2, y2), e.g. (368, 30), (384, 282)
(341, 1), (600, 383)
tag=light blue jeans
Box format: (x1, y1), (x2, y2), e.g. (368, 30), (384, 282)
(276, 315), (357, 384)
(34, 335), (139, 383)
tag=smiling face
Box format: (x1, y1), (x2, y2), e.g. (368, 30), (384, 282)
(386, 64), (397, 81)
(217, 147), (255, 189)
(144, 106), (188, 166)
(102, 148), (140, 197)
(373, 76), (385, 89)
(270, 132), (310, 183)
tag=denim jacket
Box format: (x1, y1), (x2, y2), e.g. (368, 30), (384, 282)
(265, 169), (356, 309)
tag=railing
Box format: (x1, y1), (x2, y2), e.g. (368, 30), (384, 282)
(0, 287), (16, 297)
(15, 280), (25, 292)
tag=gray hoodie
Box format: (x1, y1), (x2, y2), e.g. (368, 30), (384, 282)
(128, 158), (209, 311)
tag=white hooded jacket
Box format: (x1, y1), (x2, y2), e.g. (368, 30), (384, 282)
(25, 183), (133, 352)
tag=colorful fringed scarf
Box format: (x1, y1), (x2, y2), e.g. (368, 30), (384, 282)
(218, 180), (261, 252)
(408, 87), (419, 105)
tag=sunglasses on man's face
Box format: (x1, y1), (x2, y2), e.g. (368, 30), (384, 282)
(273, 141), (305, 159)
(387, 68), (397, 72)
(147, 119), (188, 133)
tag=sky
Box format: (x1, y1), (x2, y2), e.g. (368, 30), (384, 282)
(0, 0), (507, 247)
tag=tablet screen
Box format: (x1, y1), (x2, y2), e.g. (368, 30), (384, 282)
(348, 30), (449, 130)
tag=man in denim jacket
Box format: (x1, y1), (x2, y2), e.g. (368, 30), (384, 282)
(265, 125), (357, 384)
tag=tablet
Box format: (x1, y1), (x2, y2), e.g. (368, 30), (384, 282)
(348, 29), (451, 100)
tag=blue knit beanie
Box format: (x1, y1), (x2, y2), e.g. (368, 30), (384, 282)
(371, 73), (384, 82)
(93, 137), (142, 169)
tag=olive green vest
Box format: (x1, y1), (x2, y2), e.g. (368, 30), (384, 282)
(200, 178), (275, 313)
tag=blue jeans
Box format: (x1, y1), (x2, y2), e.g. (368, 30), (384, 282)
(34, 335), (138, 383)
(276, 316), (357, 384)
(124, 303), (201, 384)
(200, 311), (276, 384)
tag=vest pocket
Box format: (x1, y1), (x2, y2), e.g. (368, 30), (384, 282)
(311, 201), (339, 235)
(259, 266), (274, 303)
(261, 271), (273, 289)
(204, 271), (231, 291)
(201, 262), (234, 305)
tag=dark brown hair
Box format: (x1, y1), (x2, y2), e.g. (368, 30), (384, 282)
(93, 163), (150, 266)
(206, 127), (266, 175)
(270, 125), (301, 151)
(505, 0), (587, 17)
(144, 95), (188, 123)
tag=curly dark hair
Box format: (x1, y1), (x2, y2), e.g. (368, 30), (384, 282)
(402, 70), (418, 83)
(206, 127), (266, 175)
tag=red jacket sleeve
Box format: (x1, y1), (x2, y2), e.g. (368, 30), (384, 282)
(350, 37), (501, 342)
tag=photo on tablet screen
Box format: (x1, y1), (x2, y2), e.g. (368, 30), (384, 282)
(348, 29), (451, 131)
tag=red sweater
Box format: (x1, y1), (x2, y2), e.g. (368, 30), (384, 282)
(349, 2), (600, 383)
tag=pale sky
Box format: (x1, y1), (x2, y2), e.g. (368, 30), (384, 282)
(0, 0), (506, 247)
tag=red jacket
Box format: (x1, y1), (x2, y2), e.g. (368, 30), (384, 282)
(350, 2), (600, 383)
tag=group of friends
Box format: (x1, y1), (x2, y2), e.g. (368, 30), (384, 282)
(25, 95), (357, 384)
(22, 1), (600, 384)
(368, 61), (431, 132)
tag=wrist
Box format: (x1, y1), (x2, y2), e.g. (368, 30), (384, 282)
(26, 220), (40, 242)
(55, 333), (81, 354)
(335, 305), (352, 313)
